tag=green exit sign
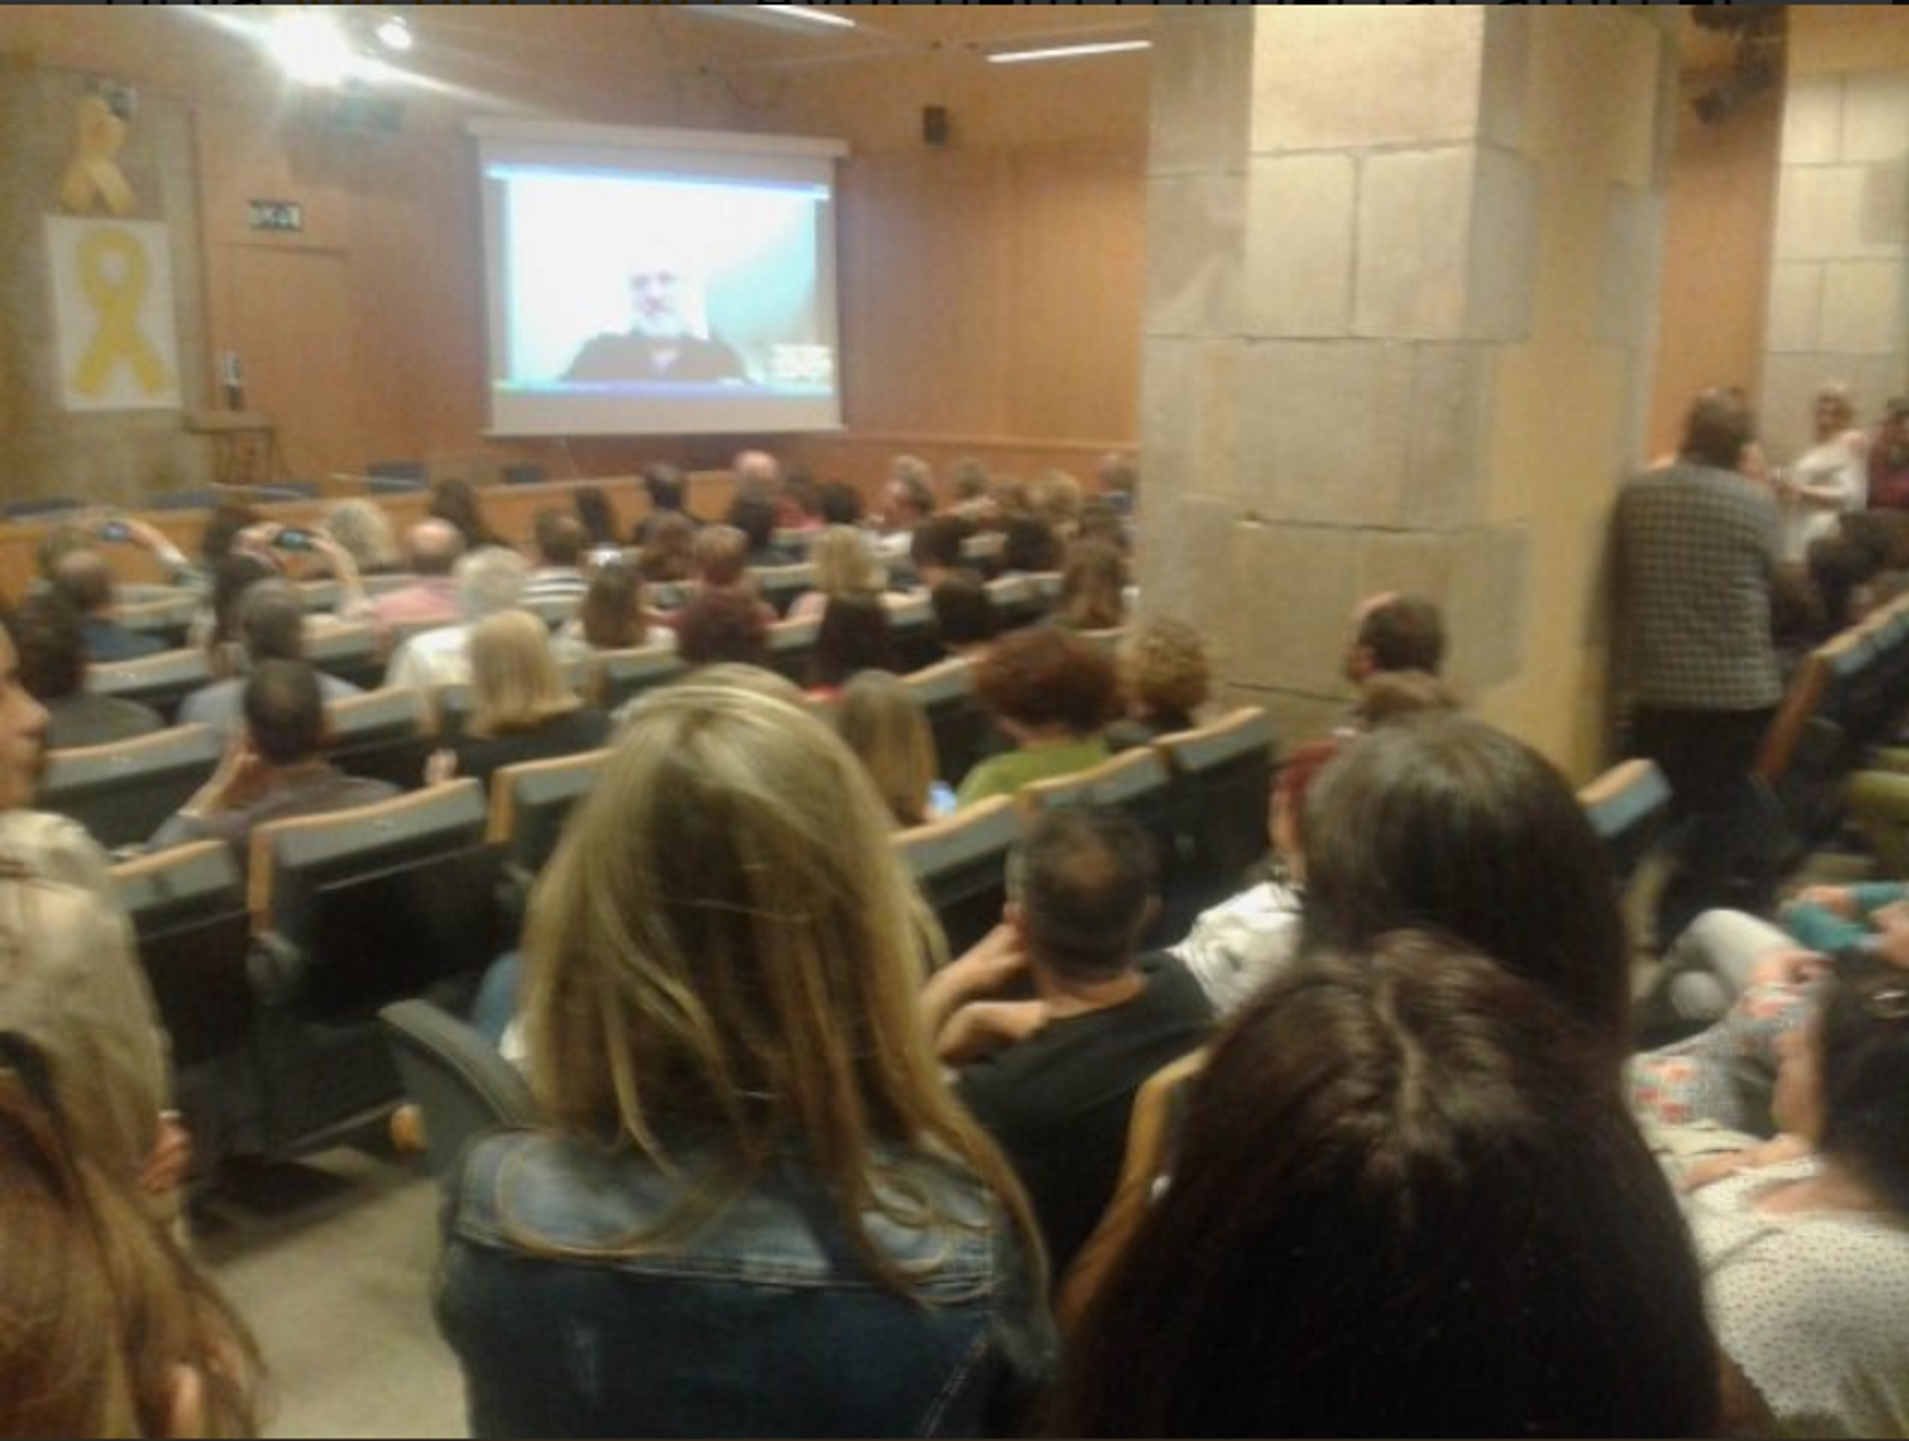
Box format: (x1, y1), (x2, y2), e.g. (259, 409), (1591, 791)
(247, 199), (304, 234)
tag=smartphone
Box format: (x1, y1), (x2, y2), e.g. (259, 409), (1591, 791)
(97, 520), (132, 544)
(274, 528), (318, 552)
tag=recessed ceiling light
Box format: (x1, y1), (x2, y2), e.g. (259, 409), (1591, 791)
(376, 16), (414, 54)
(988, 40), (1150, 66)
(269, 11), (360, 86)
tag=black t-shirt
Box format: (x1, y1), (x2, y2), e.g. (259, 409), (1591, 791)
(954, 952), (1213, 1278)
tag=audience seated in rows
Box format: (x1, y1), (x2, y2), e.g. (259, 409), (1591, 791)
(1000, 515), (1063, 576)
(923, 806), (1213, 1278)
(150, 660), (396, 871)
(436, 684), (1053, 1437)
(432, 611), (609, 792)
(323, 497), (403, 577)
(179, 580), (361, 742)
(564, 563), (673, 653)
(14, 593), (163, 749)
(956, 627), (1117, 808)
(386, 546), (529, 691)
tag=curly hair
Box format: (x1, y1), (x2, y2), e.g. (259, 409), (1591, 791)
(1118, 619), (1210, 728)
(974, 627), (1118, 737)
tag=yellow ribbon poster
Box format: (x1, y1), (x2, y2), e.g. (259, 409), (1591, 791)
(47, 216), (181, 413)
(58, 95), (137, 218)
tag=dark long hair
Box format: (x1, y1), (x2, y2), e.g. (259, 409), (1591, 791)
(1057, 936), (1719, 1438)
(1301, 713), (1631, 1056)
(1817, 961), (1909, 1214)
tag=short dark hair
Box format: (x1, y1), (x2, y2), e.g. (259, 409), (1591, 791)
(930, 573), (999, 649)
(201, 502), (263, 566)
(1357, 594), (1445, 675)
(48, 551), (113, 619)
(237, 581), (307, 665)
(1058, 935), (1719, 1438)
(573, 486), (617, 547)
(243, 660), (326, 767)
(1002, 516), (1063, 574)
(910, 515), (973, 573)
(973, 627), (1118, 737)
(727, 493), (780, 556)
(1009, 806), (1156, 980)
(1681, 387), (1757, 470)
(210, 553), (280, 649)
(1817, 961), (1909, 1214)
(676, 589), (770, 668)
(818, 481), (864, 527)
(642, 463), (687, 516)
(12, 594), (86, 700)
(811, 594), (897, 690)
(533, 508), (585, 567)
(1302, 713), (1629, 1053)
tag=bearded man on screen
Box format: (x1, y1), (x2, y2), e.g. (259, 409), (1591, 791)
(562, 262), (748, 385)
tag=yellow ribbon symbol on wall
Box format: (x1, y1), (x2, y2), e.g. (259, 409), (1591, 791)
(59, 96), (136, 218)
(72, 229), (170, 398)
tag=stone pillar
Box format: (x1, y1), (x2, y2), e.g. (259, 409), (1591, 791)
(1760, 61), (1909, 460)
(1138, 10), (1678, 776)
(0, 63), (212, 508)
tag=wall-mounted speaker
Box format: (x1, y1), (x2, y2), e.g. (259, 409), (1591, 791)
(922, 105), (950, 148)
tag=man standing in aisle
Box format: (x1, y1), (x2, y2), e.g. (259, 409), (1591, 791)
(1614, 387), (1782, 943)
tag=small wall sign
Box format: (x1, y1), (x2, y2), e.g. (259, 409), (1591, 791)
(247, 199), (304, 234)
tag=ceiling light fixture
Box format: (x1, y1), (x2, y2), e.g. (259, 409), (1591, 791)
(988, 40), (1150, 66)
(375, 16), (414, 54)
(758, 5), (857, 31)
(268, 11), (360, 87)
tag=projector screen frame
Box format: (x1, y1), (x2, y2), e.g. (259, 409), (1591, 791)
(468, 118), (850, 440)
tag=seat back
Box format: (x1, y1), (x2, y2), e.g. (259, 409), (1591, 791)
(305, 623), (383, 690)
(886, 593), (940, 671)
(115, 595), (200, 652)
(985, 576), (1042, 629)
(523, 594), (582, 631)
(895, 795), (1022, 958)
(766, 615), (821, 683)
(111, 841), (254, 1070)
(596, 644), (689, 711)
(754, 563), (816, 617)
(327, 688), (431, 788)
(1576, 758), (1673, 885)
(1154, 706), (1278, 909)
(251, 780), (498, 1016)
(379, 999), (538, 1189)
(87, 647), (214, 723)
(39, 724), (223, 849)
(487, 747), (612, 877)
(900, 657), (1003, 784)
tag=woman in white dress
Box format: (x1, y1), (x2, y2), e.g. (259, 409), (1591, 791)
(1778, 381), (1869, 562)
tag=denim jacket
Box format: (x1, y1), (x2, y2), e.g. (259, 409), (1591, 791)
(436, 1129), (1056, 1439)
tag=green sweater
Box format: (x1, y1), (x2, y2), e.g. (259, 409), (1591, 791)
(955, 737), (1110, 808)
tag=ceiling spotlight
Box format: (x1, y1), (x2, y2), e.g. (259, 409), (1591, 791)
(758, 5), (857, 30)
(375, 16), (414, 54)
(988, 40), (1151, 66)
(268, 11), (359, 87)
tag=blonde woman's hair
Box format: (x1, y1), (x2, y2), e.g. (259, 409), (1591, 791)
(836, 672), (938, 829)
(810, 525), (884, 600)
(521, 684), (1041, 1290)
(467, 609), (580, 739)
(323, 498), (400, 573)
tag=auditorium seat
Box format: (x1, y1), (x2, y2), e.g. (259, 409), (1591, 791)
(754, 563), (816, 617)
(901, 656), (1003, 784)
(895, 795), (1022, 959)
(327, 688), (432, 789)
(247, 780), (504, 1159)
(39, 723), (223, 850)
(1576, 757), (1672, 886)
(886, 592), (940, 671)
(595, 643), (688, 712)
(111, 839), (254, 1073)
(379, 999), (537, 1192)
(305, 622), (383, 690)
(1153, 705), (1279, 914)
(487, 746), (611, 904)
(766, 614), (821, 683)
(3, 496), (84, 520)
(87, 646), (214, 723)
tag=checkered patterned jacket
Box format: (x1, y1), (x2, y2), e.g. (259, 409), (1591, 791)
(1615, 462), (1782, 712)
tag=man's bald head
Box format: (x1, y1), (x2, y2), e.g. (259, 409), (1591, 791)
(406, 519), (467, 577)
(732, 449), (782, 493)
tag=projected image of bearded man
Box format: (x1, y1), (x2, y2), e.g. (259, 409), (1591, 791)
(563, 266), (749, 384)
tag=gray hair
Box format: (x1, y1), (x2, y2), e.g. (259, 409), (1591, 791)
(456, 546), (530, 623)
